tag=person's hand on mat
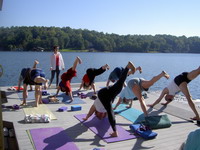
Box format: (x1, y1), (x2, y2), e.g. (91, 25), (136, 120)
(82, 117), (88, 121)
(110, 131), (118, 137)
(126, 105), (131, 109)
(147, 104), (154, 107)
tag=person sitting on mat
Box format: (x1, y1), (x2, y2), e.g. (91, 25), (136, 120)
(147, 66), (200, 122)
(18, 60), (39, 92)
(106, 66), (142, 87)
(83, 61), (138, 137)
(78, 64), (110, 95)
(53, 56), (82, 103)
(21, 62), (49, 107)
(114, 71), (170, 115)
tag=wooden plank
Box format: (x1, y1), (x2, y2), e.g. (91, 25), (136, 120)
(1, 82), (200, 150)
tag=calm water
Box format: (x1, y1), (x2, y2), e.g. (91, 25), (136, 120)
(0, 51), (200, 99)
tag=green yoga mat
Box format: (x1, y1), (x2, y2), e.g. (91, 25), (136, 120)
(113, 104), (145, 123)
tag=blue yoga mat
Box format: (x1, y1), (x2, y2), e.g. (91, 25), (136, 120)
(17, 91), (35, 101)
(113, 104), (145, 123)
(56, 93), (86, 104)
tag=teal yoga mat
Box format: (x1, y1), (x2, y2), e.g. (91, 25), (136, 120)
(113, 104), (145, 123)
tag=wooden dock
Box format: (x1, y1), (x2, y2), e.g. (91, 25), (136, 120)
(1, 82), (200, 150)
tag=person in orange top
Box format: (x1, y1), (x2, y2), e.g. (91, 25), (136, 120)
(79, 64), (110, 95)
(54, 56), (82, 103)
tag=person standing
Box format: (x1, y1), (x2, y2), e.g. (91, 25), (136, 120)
(49, 46), (65, 87)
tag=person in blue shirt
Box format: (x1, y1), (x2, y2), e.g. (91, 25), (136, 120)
(106, 66), (142, 87)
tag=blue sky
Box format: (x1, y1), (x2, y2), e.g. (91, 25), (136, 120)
(0, 0), (200, 37)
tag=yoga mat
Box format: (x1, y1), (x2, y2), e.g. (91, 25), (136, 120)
(113, 104), (145, 123)
(154, 103), (195, 121)
(18, 91), (35, 101)
(74, 114), (136, 143)
(56, 93), (86, 104)
(28, 127), (79, 150)
(23, 104), (57, 120)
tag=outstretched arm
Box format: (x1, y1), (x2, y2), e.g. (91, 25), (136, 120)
(54, 86), (60, 96)
(106, 80), (110, 88)
(78, 80), (84, 90)
(91, 83), (96, 94)
(147, 87), (169, 107)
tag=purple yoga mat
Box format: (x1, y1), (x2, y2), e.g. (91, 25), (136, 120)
(29, 127), (79, 150)
(74, 114), (137, 143)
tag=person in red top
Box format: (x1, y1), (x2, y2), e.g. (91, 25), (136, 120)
(54, 56), (82, 103)
(78, 64), (110, 95)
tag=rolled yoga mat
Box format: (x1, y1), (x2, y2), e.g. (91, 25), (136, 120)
(27, 127), (79, 150)
(153, 103), (195, 121)
(74, 114), (137, 143)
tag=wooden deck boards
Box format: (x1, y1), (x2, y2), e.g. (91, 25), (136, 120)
(1, 82), (200, 150)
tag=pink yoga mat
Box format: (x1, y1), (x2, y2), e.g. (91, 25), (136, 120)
(29, 127), (79, 150)
(74, 114), (137, 143)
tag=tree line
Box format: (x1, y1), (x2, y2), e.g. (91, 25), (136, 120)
(0, 26), (200, 53)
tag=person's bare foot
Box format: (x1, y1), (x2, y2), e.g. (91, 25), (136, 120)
(127, 61), (136, 74)
(162, 71), (170, 79)
(110, 131), (118, 137)
(34, 60), (39, 65)
(103, 64), (110, 70)
(20, 103), (27, 106)
(77, 56), (82, 64)
(137, 66), (142, 74)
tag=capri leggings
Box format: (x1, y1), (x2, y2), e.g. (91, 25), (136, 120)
(50, 66), (60, 86)
(98, 67), (129, 132)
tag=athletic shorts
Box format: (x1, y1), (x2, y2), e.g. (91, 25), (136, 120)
(30, 69), (45, 85)
(174, 72), (191, 86)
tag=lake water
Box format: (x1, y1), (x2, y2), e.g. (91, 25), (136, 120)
(0, 51), (200, 100)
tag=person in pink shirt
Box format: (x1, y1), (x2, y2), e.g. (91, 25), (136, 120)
(49, 46), (65, 87)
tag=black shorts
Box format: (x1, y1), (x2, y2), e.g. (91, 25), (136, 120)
(174, 72), (191, 86)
